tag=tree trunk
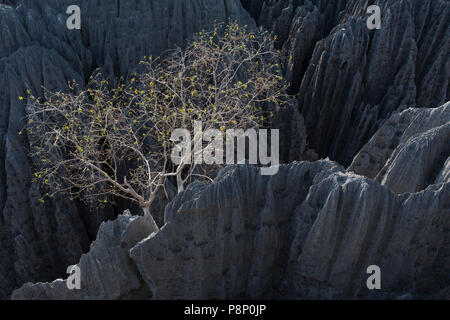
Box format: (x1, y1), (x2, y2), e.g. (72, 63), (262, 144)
(176, 171), (185, 193)
(142, 206), (160, 232)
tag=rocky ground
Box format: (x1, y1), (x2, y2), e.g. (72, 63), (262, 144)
(0, 0), (448, 299)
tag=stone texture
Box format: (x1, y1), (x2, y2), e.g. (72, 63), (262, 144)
(243, 0), (449, 165)
(128, 163), (449, 299)
(2, 0), (449, 300)
(13, 162), (449, 299)
(130, 161), (343, 299)
(0, 0), (255, 299)
(349, 102), (450, 194)
(287, 171), (449, 299)
(11, 211), (157, 300)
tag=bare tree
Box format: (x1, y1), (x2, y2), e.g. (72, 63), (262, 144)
(23, 22), (290, 218)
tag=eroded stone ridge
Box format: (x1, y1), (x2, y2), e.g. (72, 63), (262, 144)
(349, 102), (450, 194)
(12, 162), (450, 299)
(11, 212), (157, 300)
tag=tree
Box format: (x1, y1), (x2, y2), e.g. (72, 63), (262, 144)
(23, 22), (290, 218)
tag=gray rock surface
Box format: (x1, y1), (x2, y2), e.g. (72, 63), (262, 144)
(11, 211), (157, 300)
(130, 161), (344, 299)
(1, 0), (449, 300)
(243, 0), (449, 165)
(129, 163), (449, 299)
(287, 171), (449, 299)
(349, 102), (450, 194)
(0, 0), (255, 299)
(12, 161), (450, 299)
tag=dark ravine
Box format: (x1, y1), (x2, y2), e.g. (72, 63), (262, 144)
(0, 0), (449, 299)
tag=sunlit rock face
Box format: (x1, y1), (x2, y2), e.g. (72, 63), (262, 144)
(2, 0), (450, 299)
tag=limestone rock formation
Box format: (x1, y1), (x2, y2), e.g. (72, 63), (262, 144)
(11, 212), (157, 300)
(243, 0), (449, 165)
(1, 0), (449, 300)
(130, 163), (449, 299)
(349, 102), (450, 194)
(0, 0), (255, 299)
(130, 161), (344, 299)
(12, 162), (450, 299)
